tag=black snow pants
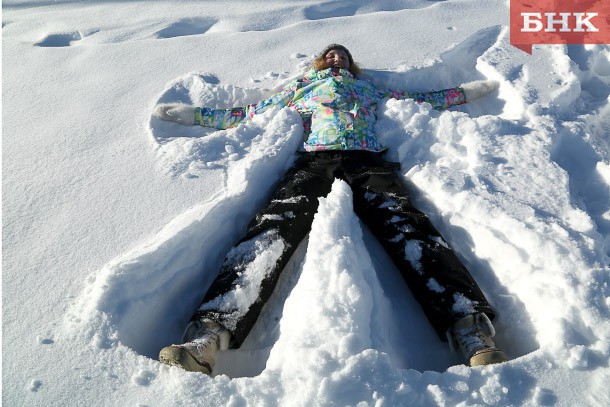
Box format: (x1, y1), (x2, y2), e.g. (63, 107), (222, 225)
(191, 151), (494, 347)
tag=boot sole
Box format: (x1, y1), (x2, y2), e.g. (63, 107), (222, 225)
(469, 348), (509, 367)
(159, 346), (212, 374)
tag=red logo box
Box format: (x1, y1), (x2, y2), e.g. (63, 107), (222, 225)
(510, 0), (610, 54)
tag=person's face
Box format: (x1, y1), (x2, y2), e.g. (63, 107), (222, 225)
(325, 49), (350, 69)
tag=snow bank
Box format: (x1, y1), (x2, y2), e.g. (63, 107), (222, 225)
(65, 105), (303, 358)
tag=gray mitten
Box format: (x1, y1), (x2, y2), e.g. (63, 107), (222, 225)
(460, 80), (499, 102)
(154, 103), (196, 126)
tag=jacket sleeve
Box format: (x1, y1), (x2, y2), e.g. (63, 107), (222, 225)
(383, 86), (466, 110)
(194, 79), (303, 129)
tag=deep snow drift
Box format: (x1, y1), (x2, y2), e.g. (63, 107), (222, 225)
(3, 0), (610, 406)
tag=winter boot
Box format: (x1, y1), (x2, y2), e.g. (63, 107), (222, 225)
(447, 313), (508, 367)
(159, 318), (230, 374)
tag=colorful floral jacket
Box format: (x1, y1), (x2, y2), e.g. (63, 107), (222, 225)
(195, 68), (466, 152)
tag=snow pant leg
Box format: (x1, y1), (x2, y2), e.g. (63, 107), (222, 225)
(192, 154), (333, 347)
(346, 156), (495, 339)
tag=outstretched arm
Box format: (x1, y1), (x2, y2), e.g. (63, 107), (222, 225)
(153, 78), (303, 129)
(386, 80), (499, 110)
(154, 104), (260, 129)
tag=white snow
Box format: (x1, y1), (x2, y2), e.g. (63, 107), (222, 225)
(427, 278), (446, 294)
(199, 229), (286, 332)
(405, 239), (424, 274)
(3, 0), (610, 405)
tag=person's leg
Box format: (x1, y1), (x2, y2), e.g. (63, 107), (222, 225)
(345, 153), (495, 338)
(192, 154), (334, 347)
(345, 154), (506, 365)
(160, 154), (336, 373)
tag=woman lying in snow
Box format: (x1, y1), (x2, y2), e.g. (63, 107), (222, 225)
(154, 44), (508, 374)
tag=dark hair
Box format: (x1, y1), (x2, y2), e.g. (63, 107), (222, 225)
(312, 44), (361, 76)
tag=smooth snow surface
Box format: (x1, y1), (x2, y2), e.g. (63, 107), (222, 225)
(3, 0), (610, 406)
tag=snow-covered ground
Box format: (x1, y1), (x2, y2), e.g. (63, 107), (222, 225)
(3, 0), (610, 405)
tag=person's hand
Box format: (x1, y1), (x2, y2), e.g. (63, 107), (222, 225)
(153, 103), (196, 126)
(460, 80), (499, 102)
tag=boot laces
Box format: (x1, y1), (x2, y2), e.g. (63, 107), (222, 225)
(452, 313), (496, 359)
(182, 318), (230, 354)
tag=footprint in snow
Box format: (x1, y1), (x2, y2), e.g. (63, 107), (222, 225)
(35, 31), (82, 47)
(303, 0), (445, 21)
(153, 18), (217, 39)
